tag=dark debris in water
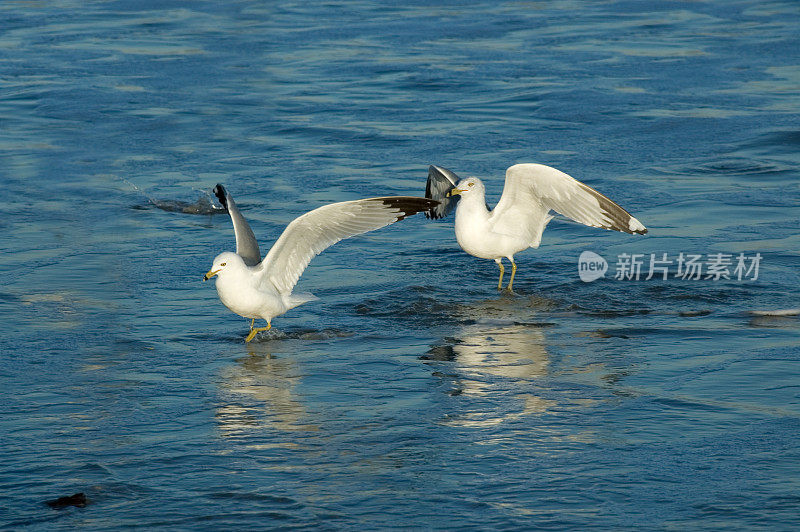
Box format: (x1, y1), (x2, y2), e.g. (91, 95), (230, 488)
(421, 344), (457, 361)
(679, 310), (712, 317)
(45, 492), (88, 509)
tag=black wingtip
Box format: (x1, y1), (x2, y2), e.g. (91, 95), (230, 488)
(381, 197), (441, 221)
(213, 184), (228, 211)
(581, 183), (648, 236)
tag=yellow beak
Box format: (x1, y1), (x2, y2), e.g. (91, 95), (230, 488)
(203, 269), (220, 281)
(446, 188), (465, 197)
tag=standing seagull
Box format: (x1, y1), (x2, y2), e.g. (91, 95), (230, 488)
(425, 163), (647, 291)
(205, 185), (438, 341)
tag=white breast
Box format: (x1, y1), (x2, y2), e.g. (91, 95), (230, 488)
(215, 269), (285, 320)
(454, 197), (531, 260)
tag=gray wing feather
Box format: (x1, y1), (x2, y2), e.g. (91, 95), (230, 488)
(424, 165), (461, 219)
(260, 196), (438, 295)
(213, 184), (262, 267)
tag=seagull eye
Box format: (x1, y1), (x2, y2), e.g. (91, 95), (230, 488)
(468, 182), (474, 187)
(221, 262), (227, 266)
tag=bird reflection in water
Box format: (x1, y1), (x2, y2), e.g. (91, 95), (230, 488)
(424, 319), (557, 427)
(215, 341), (318, 441)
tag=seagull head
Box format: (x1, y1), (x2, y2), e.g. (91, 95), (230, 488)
(447, 177), (484, 197)
(204, 251), (242, 281)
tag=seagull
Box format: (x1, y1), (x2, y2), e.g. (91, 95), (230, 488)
(425, 163), (647, 291)
(205, 184), (438, 342)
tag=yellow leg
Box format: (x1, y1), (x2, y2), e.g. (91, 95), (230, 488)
(507, 262), (517, 292)
(496, 261), (505, 291)
(245, 320), (271, 342)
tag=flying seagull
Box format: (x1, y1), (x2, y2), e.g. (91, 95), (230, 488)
(205, 184), (438, 341)
(425, 163), (647, 291)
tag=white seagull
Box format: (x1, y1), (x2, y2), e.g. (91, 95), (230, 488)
(425, 163), (647, 291)
(205, 184), (438, 342)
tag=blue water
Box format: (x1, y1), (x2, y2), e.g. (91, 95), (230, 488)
(2, 1), (799, 529)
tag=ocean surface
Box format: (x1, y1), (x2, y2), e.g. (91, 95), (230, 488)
(2, 1), (799, 529)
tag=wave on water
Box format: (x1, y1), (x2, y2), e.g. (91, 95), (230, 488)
(132, 195), (227, 215)
(748, 309), (800, 328)
(749, 309), (800, 317)
(738, 129), (800, 156)
(244, 327), (355, 342)
(122, 177), (226, 214)
(352, 285), (563, 327)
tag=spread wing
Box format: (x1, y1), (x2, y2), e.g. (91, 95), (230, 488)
(491, 164), (647, 239)
(424, 165), (460, 219)
(259, 196), (439, 295)
(214, 184), (262, 267)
